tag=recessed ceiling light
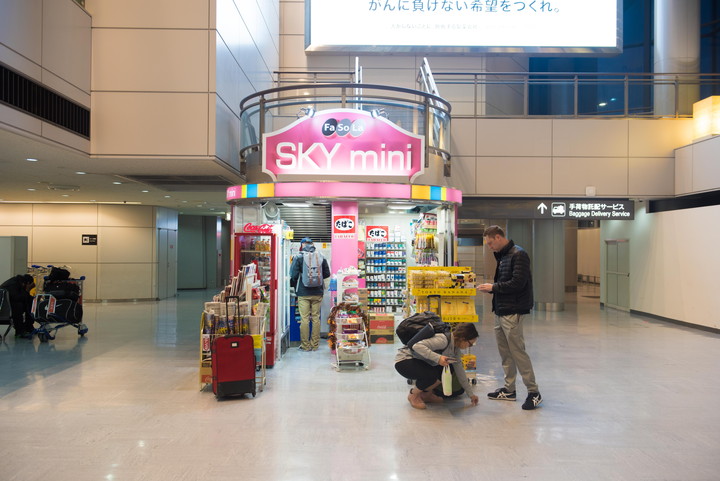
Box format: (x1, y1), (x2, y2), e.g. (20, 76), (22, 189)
(61, 194), (70, 197)
(26, 158), (38, 162)
(141, 190), (149, 193)
(27, 188), (36, 191)
(113, 182), (122, 185)
(164, 195), (171, 198)
(75, 171), (86, 175)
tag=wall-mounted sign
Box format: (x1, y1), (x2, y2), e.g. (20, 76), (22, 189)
(82, 234), (97, 245)
(262, 109), (425, 181)
(306, 0), (621, 55)
(459, 198), (634, 220)
(242, 223), (274, 234)
(366, 226), (389, 242)
(333, 215), (357, 240)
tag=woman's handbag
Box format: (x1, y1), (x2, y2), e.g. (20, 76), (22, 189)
(441, 365), (453, 396)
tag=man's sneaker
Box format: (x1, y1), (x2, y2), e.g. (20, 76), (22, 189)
(487, 387), (516, 401)
(522, 392), (543, 410)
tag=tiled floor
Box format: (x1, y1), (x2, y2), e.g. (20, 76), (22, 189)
(1, 285), (719, 481)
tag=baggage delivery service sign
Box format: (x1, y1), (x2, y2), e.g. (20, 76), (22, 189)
(262, 109), (425, 181)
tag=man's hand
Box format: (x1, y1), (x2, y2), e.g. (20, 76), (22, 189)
(477, 283), (493, 293)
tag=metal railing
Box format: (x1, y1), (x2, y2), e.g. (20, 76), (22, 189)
(238, 83), (452, 175)
(428, 71), (720, 118)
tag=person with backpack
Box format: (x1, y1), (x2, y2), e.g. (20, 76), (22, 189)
(394, 322), (480, 409)
(290, 237), (331, 351)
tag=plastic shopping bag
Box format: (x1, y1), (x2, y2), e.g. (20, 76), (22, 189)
(441, 365), (453, 396)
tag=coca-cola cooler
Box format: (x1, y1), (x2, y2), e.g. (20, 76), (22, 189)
(233, 226), (279, 367)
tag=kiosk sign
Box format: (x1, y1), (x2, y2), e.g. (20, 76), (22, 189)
(366, 226), (388, 242)
(262, 109), (425, 181)
(333, 215), (356, 240)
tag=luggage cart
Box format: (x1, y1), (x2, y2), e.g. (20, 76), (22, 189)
(27, 265), (52, 296)
(32, 276), (88, 342)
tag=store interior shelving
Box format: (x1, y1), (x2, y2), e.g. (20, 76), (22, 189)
(365, 240), (406, 314)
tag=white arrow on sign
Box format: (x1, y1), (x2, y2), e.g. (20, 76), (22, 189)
(537, 202), (547, 214)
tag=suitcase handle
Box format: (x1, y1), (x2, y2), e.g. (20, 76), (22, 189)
(225, 295), (249, 335)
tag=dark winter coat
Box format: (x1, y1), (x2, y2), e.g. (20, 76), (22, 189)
(491, 240), (534, 315)
(290, 244), (331, 297)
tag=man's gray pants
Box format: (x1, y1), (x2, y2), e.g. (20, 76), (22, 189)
(494, 313), (539, 393)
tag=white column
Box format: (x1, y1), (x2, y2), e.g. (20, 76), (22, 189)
(654, 0), (700, 116)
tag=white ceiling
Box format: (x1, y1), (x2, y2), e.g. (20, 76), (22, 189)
(0, 127), (243, 216)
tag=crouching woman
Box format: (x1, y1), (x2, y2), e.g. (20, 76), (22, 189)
(394, 322), (480, 409)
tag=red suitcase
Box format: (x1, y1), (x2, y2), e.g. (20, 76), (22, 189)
(212, 334), (256, 398)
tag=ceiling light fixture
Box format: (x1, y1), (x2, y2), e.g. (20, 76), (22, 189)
(26, 158), (38, 162)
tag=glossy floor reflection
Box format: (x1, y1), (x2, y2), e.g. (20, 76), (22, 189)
(1, 285), (719, 481)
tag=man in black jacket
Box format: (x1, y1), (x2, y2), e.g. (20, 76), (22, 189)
(478, 225), (542, 410)
(1, 274), (36, 339)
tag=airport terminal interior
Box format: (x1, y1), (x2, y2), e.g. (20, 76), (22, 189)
(2, 0), (720, 480)
(2, 286), (719, 481)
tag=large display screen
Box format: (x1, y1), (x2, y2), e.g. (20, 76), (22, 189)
(306, 0), (622, 54)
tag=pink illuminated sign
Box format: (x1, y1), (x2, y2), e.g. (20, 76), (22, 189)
(262, 109), (425, 181)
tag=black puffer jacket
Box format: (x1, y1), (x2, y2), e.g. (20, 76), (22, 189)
(491, 240), (534, 315)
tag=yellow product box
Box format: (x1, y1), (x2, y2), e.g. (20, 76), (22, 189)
(461, 353), (477, 371)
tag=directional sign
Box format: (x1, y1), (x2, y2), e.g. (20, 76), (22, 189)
(459, 199), (634, 220)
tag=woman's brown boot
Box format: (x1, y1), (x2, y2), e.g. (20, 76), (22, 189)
(407, 388), (427, 409)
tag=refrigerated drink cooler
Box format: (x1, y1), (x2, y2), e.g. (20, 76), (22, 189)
(233, 229), (291, 368)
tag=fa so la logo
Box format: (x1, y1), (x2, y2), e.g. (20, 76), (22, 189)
(322, 117), (366, 138)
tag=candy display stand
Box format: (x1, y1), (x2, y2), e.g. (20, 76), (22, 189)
(332, 305), (370, 371)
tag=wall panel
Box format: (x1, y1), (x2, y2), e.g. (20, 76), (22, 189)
(91, 92), (209, 156)
(42, 0), (91, 94)
(552, 157), (628, 196)
(98, 205), (154, 227)
(86, 0), (210, 29)
(96, 263), (155, 299)
(628, 157), (674, 196)
(477, 157), (552, 195)
(92, 29), (209, 92)
(0, 0), (42, 65)
(553, 119), (629, 157)
(32, 226), (99, 263)
(32, 204), (98, 226)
